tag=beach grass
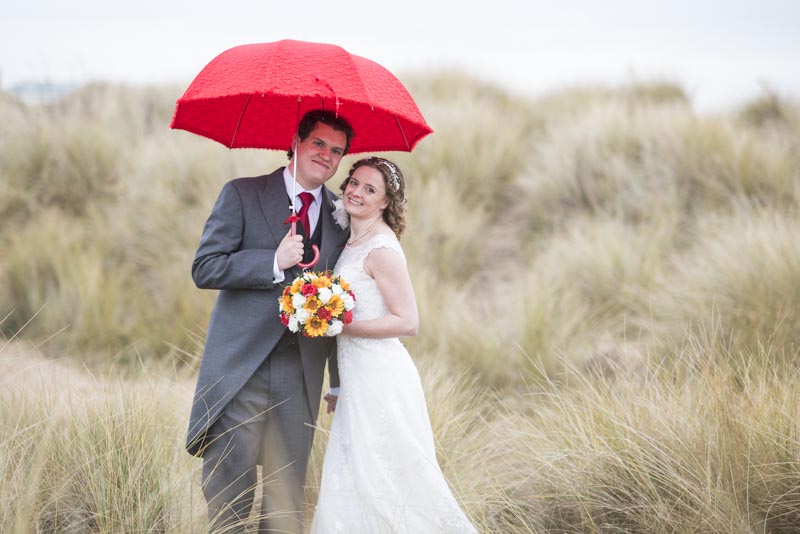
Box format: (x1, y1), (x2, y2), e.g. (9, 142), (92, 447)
(1, 74), (799, 532)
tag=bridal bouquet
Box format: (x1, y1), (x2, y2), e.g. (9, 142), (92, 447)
(279, 271), (356, 337)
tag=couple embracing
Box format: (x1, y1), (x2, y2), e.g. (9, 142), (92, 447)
(187, 110), (476, 533)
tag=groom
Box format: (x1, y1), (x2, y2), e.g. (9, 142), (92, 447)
(187, 109), (353, 533)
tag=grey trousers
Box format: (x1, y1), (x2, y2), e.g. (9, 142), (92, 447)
(202, 333), (314, 534)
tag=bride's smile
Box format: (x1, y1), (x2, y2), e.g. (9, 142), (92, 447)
(342, 166), (388, 220)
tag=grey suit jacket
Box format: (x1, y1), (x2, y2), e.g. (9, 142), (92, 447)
(186, 168), (348, 456)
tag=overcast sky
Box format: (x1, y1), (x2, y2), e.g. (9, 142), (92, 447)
(2, 0), (798, 111)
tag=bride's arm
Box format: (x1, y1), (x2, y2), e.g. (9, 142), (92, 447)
(341, 247), (419, 338)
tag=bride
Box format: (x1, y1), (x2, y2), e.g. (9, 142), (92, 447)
(310, 157), (476, 533)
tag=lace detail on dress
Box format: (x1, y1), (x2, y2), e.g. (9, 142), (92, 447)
(335, 233), (405, 320)
(334, 233), (407, 382)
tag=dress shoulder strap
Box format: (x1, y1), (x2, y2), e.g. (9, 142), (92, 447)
(353, 233), (406, 266)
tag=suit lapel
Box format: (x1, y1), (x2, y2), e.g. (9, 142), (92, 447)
(258, 170), (347, 275)
(257, 168), (291, 245)
(318, 187), (349, 271)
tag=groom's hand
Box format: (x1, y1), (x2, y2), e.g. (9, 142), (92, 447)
(276, 229), (305, 270)
(324, 393), (338, 413)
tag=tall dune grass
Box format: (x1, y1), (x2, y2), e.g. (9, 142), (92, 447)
(488, 336), (800, 533)
(0, 342), (203, 533)
(2, 76), (798, 374)
(2, 74), (800, 532)
(654, 208), (800, 358)
(5, 332), (800, 533)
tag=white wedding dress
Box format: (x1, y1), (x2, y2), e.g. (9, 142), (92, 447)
(310, 233), (476, 534)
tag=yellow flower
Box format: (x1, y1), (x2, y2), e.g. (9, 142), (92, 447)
(305, 316), (328, 337)
(280, 295), (294, 313)
(339, 279), (351, 291)
(326, 294), (345, 316)
(314, 275), (332, 289)
(304, 296), (322, 312)
(291, 278), (304, 293)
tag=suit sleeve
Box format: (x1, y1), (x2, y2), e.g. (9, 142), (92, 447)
(192, 181), (277, 290)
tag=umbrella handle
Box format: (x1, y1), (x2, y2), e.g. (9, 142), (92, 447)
(290, 219), (320, 269)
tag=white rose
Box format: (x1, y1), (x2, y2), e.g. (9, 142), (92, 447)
(295, 308), (310, 324)
(292, 293), (306, 308)
(288, 317), (300, 332)
(326, 319), (343, 336)
(317, 287), (333, 304)
(341, 293), (355, 310)
(332, 284), (344, 295)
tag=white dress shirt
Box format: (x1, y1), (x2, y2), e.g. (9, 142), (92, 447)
(272, 167), (323, 284)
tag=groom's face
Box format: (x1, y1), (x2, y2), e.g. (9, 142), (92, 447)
(291, 122), (348, 190)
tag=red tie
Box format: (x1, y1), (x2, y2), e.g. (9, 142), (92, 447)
(297, 192), (314, 238)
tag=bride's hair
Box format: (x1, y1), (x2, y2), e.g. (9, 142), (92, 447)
(340, 157), (407, 238)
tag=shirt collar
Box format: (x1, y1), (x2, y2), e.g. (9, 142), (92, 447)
(283, 167), (323, 207)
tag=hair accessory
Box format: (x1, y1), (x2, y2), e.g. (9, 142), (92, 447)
(376, 159), (401, 192)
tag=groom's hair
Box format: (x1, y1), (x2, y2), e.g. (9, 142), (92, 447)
(286, 109), (354, 159)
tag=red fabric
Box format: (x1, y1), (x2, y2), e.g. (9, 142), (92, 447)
(297, 192), (313, 237)
(170, 40), (432, 153)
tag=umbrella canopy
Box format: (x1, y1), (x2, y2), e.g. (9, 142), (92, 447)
(170, 39), (433, 153)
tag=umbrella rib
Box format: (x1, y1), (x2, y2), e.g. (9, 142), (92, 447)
(340, 53), (421, 151)
(315, 77), (341, 116)
(393, 114), (410, 150)
(229, 94), (252, 147)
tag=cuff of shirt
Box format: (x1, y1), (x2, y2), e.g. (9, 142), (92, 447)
(327, 387), (340, 396)
(273, 255), (285, 284)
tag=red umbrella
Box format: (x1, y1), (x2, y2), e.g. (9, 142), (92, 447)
(170, 39), (432, 268)
(170, 39), (433, 153)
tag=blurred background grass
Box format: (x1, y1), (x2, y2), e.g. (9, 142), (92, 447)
(1, 74), (799, 532)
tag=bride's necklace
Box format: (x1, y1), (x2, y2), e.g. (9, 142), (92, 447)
(347, 217), (381, 246)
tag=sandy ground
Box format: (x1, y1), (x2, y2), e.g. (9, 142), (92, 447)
(0, 339), (95, 391)
(0, 339), (195, 412)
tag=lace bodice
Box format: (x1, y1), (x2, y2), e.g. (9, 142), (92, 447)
(334, 233), (406, 323)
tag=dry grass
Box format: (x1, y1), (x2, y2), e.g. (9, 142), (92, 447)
(0, 340), (204, 533)
(1, 73), (800, 532)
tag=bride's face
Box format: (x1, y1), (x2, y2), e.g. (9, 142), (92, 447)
(343, 166), (388, 219)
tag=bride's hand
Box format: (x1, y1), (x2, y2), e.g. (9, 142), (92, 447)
(324, 393), (338, 413)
